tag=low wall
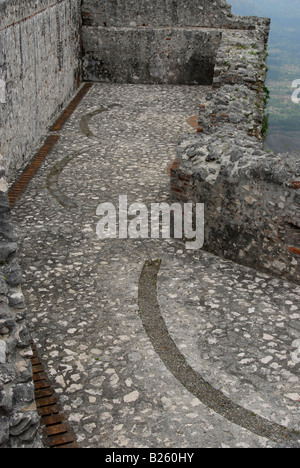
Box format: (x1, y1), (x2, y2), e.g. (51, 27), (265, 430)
(81, 0), (259, 29)
(81, 0), (262, 85)
(83, 27), (222, 85)
(0, 0), (82, 183)
(0, 0), (82, 448)
(171, 22), (300, 284)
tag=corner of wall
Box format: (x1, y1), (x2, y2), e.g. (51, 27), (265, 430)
(171, 17), (300, 284)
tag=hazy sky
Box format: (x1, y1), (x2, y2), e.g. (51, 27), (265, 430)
(229, 0), (300, 59)
(229, 0), (300, 150)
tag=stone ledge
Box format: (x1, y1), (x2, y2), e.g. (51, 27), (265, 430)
(81, 0), (265, 30)
(82, 26), (222, 85)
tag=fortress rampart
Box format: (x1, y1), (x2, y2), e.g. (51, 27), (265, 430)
(0, 0), (299, 448)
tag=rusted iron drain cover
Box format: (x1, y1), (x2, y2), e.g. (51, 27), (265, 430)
(31, 342), (79, 448)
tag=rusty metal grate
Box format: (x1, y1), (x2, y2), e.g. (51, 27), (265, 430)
(31, 342), (79, 448)
(50, 82), (93, 132)
(8, 135), (60, 208)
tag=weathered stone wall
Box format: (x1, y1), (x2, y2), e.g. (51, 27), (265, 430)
(1, 0), (298, 450)
(81, 0), (258, 29)
(0, 160), (42, 448)
(171, 21), (300, 284)
(83, 27), (222, 85)
(0, 0), (82, 448)
(0, 0), (82, 183)
(81, 0), (261, 84)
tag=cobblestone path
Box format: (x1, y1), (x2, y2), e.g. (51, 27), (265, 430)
(12, 84), (299, 448)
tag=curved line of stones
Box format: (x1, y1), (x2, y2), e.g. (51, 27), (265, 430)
(46, 103), (196, 208)
(138, 259), (300, 446)
(46, 104), (122, 208)
(46, 143), (99, 208)
(79, 104), (122, 139)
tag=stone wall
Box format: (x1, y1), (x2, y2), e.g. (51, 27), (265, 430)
(83, 27), (222, 85)
(81, 0), (258, 29)
(171, 21), (300, 284)
(0, 161), (42, 448)
(1, 0), (298, 450)
(0, 0), (82, 448)
(81, 0), (261, 84)
(0, 0), (82, 183)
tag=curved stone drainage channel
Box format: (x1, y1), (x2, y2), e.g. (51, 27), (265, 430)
(138, 259), (300, 446)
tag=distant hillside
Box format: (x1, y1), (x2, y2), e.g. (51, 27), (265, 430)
(229, 0), (300, 20)
(228, 0), (262, 16)
(229, 0), (300, 152)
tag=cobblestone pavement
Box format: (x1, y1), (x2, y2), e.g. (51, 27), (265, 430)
(12, 84), (299, 448)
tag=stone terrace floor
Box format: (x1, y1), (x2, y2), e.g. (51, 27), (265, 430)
(12, 84), (300, 448)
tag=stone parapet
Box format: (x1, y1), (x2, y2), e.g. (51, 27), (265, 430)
(81, 0), (260, 29)
(171, 20), (300, 284)
(81, 0), (266, 85)
(82, 26), (222, 84)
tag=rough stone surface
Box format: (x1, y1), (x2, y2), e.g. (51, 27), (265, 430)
(82, 27), (222, 85)
(81, 0), (261, 29)
(11, 83), (299, 448)
(0, 159), (42, 448)
(81, 0), (266, 85)
(0, 0), (82, 182)
(171, 21), (300, 284)
(1, 0), (299, 450)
